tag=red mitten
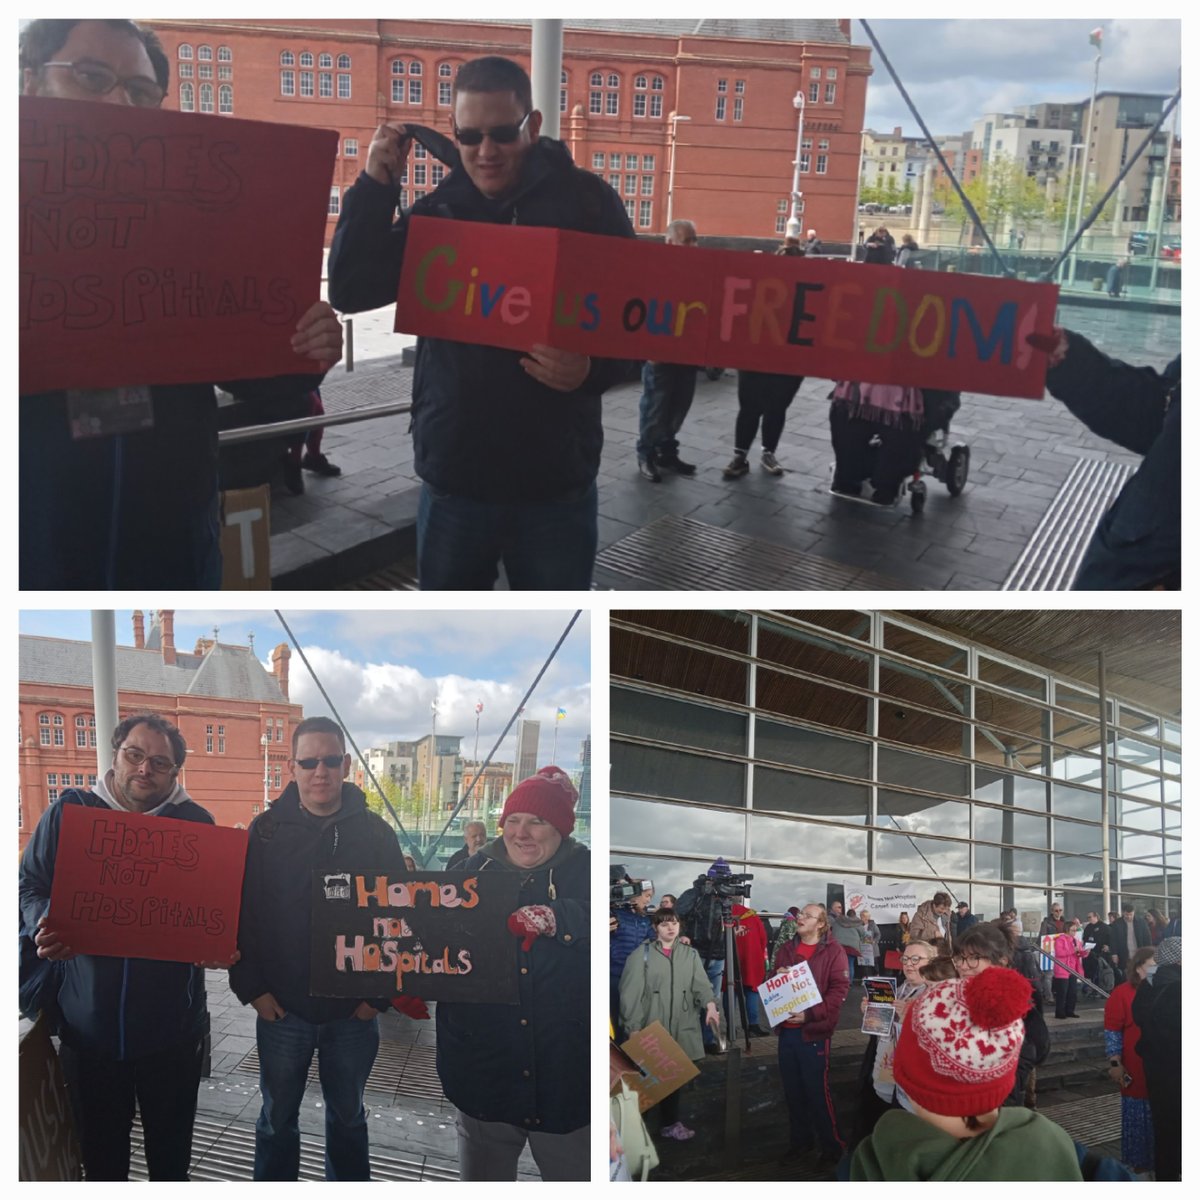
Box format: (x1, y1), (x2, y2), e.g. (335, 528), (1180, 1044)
(507, 904), (556, 951)
(1024, 326), (1069, 367)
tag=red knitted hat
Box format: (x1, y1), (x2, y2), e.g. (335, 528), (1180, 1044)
(499, 766), (577, 838)
(892, 967), (1031, 1117)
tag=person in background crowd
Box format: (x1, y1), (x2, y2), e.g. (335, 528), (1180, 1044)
(847, 968), (1083, 1180)
(1051, 918), (1088, 1019)
(1082, 911), (1109, 993)
(446, 820), (488, 869)
(772, 906), (801, 960)
(951, 922), (1049, 1108)
(857, 908), (880, 981)
(1104, 946), (1157, 1176)
(828, 901), (864, 980)
(897, 911), (911, 944)
(619, 908), (719, 1142)
(952, 901), (978, 936)
(803, 228), (822, 255)
(1037, 902), (1066, 1003)
(1144, 908), (1168, 946)
(1163, 908), (1180, 939)
(772, 904), (851, 1169)
(1110, 903), (1153, 974)
(731, 901), (771, 1036)
(1105, 256), (1128, 299)
(1131, 937), (1181, 1181)
(863, 226), (896, 264)
(851, 939), (938, 1152)
(281, 387), (342, 495)
(636, 219), (701, 482)
(676, 859), (733, 1053)
(896, 232), (920, 268)
(609, 877), (654, 1039)
(908, 892), (952, 949)
(657, 894), (677, 912)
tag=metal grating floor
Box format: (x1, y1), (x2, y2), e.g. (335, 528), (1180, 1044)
(127, 1113), (459, 1182)
(595, 514), (914, 591)
(235, 1039), (447, 1105)
(1038, 1090), (1121, 1144)
(339, 562), (420, 590)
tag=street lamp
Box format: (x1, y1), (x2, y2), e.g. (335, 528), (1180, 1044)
(260, 732), (270, 810)
(666, 112), (691, 228)
(787, 90), (806, 240)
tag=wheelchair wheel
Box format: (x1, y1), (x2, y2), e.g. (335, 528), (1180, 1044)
(946, 445), (970, 496)
(910, 481), (927, 514)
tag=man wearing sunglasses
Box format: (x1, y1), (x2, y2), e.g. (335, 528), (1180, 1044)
(230, 716), (406, 1180)
(19, 714), (219, 1180)
(19, 19), (343, 590)
(330, 54), (635, 591)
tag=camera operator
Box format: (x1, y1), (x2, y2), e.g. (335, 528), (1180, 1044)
(609, 867), (654, 1039)
(676, 858), (738, 1053)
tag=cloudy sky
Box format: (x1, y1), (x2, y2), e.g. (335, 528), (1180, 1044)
(855, 19), (1182, 140)
(19, 609), (591, 770)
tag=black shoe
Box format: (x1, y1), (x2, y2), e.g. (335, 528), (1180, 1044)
(870, 489), (897, 505)
(1067, 1013), (1081, 1018)
(302, 452), (342, 477)
(659, 454), (697, 476)
(282, 458), (305, 495)
(831, 481), (862, 497)
(638, 458), (662, 482)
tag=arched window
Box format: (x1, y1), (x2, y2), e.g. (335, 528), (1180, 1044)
(391, 59), (405, 76)
(299, 51), (313, 68)
(439, 62), (453, 77)
(560, 68), (568, 113)
(180, 81), (195, 110)
(337, 54), (351, 70)
(178, 44), (193, 60)
(280, 50), (294, 66)
(75, 715), (88, 748)
(318, 52), (332, 69)
(217, 45), (232, 62)
(634, 74), (647, 89)
(198, 45), (213, 61)
(219, 84), (233, 113)
(409, 60), (422, 75)
(590, 70), (621, 117)
(200, 82), (214, 113)
(590, 72), (603, 87)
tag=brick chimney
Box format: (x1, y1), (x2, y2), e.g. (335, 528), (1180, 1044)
(271, 643), (291, 699)
(158, 609), (176, 666)
(132, 610), (145, 649)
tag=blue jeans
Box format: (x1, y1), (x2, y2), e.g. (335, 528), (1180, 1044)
(253, 1011), (380, 1181)
(701, 956), (725, 1046)
(416, 482), (597, 590)
(777, 1028), (845, 1158)
(636, 361), (698, 460)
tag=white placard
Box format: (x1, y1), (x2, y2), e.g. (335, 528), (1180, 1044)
(757, 960), (823, 1027)
(843, 880), (921, 923)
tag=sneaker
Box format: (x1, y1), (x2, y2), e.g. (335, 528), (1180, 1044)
(722, 455), (749, 479)
(638, 458), (662, 482)
(302, 452), (342, 477)
(661, 1122), (695, 1141)
(761, 450), (783, 475)
(282, 457), (305, 496)
(659, 453), (697, 476)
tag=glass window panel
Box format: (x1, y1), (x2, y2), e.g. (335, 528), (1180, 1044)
(1052, 854), (1103, 888)
(974, 767), (1049, 812)
(1163, 720), (1180, 747)
(733, 865), (867, 917)
(878, 790), (970, 840)
(1052, 707), (1100, 745)
(882, 622), (967, 674)
(1052, 819), (1102, 856)
(878, 747), (968, 796)
(757, 668), (869, 734)
(1115, 832), (1163, 866)
(1052, 747), (1104, 786)
(1115, 732), (1160, 771)
(1117, 707), (1159, 738)
(748, 815), (868, 870)
(1162, 744), (1180, 776)
(776, 610), (873, 641)
(879, 658), (967, 716)
(977, 733), (1045, 774)
(1163, 775), (1179, 804)
(970, 885), (1003, 923)
(755, 720), (869, 777)
(879, 706), (967, 755)
(1165, 843), (1181, 872)
(1118, 861), (1164, 888)
(875, 831), (969, 879)
(973, 806), (1050, 847)
(614, 609), (750, 653)
(757, 620), (871, 687)
(1117, 765), (1161, 804)
(1115, 798), (1162, 832)
(973, 844), (1048, 885)
(1054, 684), (1103, 722)
(975, 686), (1049, 745)
(752, 765), (868, 823)
(611, 631), (747, 705)
(1051, 783), (1101, 822)
(611, 742), (744, 807)
(1163, 809), (1180, 837)
(612, 795), (745, 859)
(977, 656), (1046, 700)
(611, 687), (746, 757)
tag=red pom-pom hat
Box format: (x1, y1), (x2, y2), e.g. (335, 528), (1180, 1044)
(498, 765), (578, 838)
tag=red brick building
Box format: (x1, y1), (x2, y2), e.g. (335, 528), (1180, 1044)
(19, 611), (302, 849)
(144, 18), (871, 243)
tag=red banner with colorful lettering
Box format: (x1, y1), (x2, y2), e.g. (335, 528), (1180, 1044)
(19, 96), (337, 393)
(395, 216), (1058, 398)
(47, 804), (247, 963)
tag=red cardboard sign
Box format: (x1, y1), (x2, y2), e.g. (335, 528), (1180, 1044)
(19, 96), (337, 393)
(47, 804), (248, 963)
(395, 216), (1058, 398)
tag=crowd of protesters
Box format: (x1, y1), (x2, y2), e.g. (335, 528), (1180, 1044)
(610, 864), (1181, 1182)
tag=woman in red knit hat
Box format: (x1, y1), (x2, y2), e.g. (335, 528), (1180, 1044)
(848, 967), (1083, 1180)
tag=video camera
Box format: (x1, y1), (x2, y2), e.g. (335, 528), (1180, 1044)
(696, 871), (754, 901)
(610, 864), (653, 910)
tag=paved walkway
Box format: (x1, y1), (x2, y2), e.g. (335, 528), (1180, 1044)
(259, 297), (1178, 590)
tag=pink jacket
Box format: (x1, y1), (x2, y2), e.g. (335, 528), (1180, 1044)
(1052, 933), (1087, 979)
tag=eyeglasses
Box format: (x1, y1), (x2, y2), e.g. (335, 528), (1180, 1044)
(951, 953), (985, 970)
(120, 745), (176, 774)
(453, 111), (532, 146)
(294, 755), (345, 770)
(42, 60), (166, 108)
(899, 955), (931, 966)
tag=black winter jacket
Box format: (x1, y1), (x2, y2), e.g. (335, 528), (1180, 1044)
(435, 835), (589, 1133)
(328, 138), (636, 503)
(18, 788), (214, 1060)
(230, 781), (407, 1023)
(1045, 331), (1180, 589)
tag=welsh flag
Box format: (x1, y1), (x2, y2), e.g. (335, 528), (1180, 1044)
(1089, 27), (1103, 48)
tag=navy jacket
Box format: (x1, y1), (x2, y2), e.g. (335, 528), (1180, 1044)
(435, 836), (589, 1133)
(229, 781), (407, 1023)
(1045, 331), (1180, 590)
(609, 907), (653, 988)
(18, 788), (214, 1060)
(328, 138), (636, 503)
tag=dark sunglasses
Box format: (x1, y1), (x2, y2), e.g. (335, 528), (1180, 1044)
(294, 754), (345, 770)
(453, 111), (531, 146)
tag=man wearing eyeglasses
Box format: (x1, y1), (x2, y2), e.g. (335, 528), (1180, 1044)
(19, 714), (218, 1180)
(329, 54), (636, 591)
(19, 19), (343, 590)
(230, 715), (406, 1180)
